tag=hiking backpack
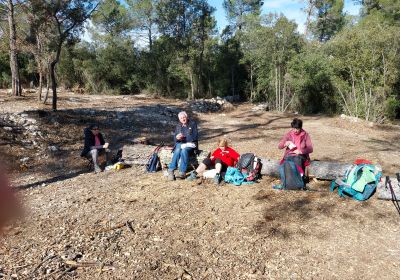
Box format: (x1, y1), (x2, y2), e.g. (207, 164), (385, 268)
(236, 153), (262, 181)
(145, 143), (163, 172)
(279, 156), (305, 190)
(330, 160), (382, 201)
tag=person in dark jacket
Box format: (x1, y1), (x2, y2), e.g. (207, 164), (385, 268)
(168, 111), (199, 180)
(81, 124), (111, 173)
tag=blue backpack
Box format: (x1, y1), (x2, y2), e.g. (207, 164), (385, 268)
(330, 162), (382, 201)
(278, 157), (305, 190)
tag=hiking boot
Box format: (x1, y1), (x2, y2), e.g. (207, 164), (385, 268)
(167, 169), (175, 181)
(214, 174), (221, 185)
(94, 165), (102, 174)
(186, 171), (198, 181)
(178, 172), (186, 180)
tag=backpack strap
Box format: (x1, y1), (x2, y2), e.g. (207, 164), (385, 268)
(330, 180), (338, 192)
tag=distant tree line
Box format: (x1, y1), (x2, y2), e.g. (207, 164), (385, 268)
(0, 0), (399, 121)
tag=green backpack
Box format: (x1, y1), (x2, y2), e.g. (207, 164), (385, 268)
(330, 162), (382, 201)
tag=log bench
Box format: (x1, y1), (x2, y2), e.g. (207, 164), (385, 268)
(121, 144), (400, 200)
(122, 144), (351, 179)
(122, 144), (209, 170)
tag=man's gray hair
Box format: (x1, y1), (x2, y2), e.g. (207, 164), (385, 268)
(178, 111), (188, 118)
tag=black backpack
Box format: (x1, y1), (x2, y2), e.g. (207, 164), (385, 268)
(236, 153), (262, 181)
(146, 143), (163, 172)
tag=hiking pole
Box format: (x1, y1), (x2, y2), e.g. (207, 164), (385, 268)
(386, 175), (400, 216)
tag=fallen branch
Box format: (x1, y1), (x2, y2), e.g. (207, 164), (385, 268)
(32, 254), (56, 274)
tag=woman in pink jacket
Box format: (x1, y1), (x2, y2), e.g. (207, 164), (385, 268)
(278, 118), (313, 177)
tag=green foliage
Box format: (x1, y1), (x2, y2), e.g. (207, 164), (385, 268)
(1, 0), (399, 122)
(384, 96), (400, 120)
(288, 50), (338, 114)
(0, 51), (11, 88)
(91, 0), (132, 40)
(311, 0), (346, 42)
(241, 14), (304, 109)
(326, 14), (400, 121)
(361, 0), (400, 22)
(223, 0), (263, 30)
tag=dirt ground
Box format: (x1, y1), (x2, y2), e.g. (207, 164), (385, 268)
(0, 90), (400, 279)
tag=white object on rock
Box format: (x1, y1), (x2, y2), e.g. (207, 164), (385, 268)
(203, 169), (217, 179)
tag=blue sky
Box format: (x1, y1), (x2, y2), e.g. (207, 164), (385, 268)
(208, 0), (361, 33)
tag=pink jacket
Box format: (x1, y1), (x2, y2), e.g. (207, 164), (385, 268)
(278, 129), (313, 159)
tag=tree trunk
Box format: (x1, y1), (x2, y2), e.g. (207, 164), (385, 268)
(261, 158), (351, 180)
(38, 71), (43, 101)
(250, 63), (254, 101)
(278, 65), (281, 111)
(148, 27), (152, 50)
(7, 0), (22, 96)
(275, 66), (278, 110)
(50, 40), (63, 111)
(189, 69), (195, 100)
(231, 66), (235, 97)
(36, 33), (43, 101)
(43, 68), (50, 104)
(304, 0), (315, 39)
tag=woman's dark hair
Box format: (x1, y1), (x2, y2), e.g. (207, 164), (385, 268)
(291, 118), (303, 129)
(88, 123), (99, 130)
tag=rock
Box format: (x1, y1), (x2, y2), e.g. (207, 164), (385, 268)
(19, 157), (30, 162)
(25, 118), (37, 124)
(224, 95), (241, 102)
(252, 103), (269, 111)
(48, 145), (59, 152)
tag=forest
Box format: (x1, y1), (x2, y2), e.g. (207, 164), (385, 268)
(0, 0), (399, 122)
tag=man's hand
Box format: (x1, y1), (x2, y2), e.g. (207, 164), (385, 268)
(176, 133), (184, 140)
(103, 143), (109, 149)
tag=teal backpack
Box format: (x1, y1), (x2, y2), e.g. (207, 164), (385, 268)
(224, 167), (254, 186)
(330, 161), (382, 201)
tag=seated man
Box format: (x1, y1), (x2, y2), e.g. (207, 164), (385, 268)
(80, 124), (111, 173)
(168, 111), (198, 180)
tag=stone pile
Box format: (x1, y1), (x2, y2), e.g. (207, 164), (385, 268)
(0, 112), (54, 167)
(189, 97), (234, 113)
(0, 113), (44, 149)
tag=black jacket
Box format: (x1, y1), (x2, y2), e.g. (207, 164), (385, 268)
(174, 120), (199, 148)
(81, 127), (105, 157)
